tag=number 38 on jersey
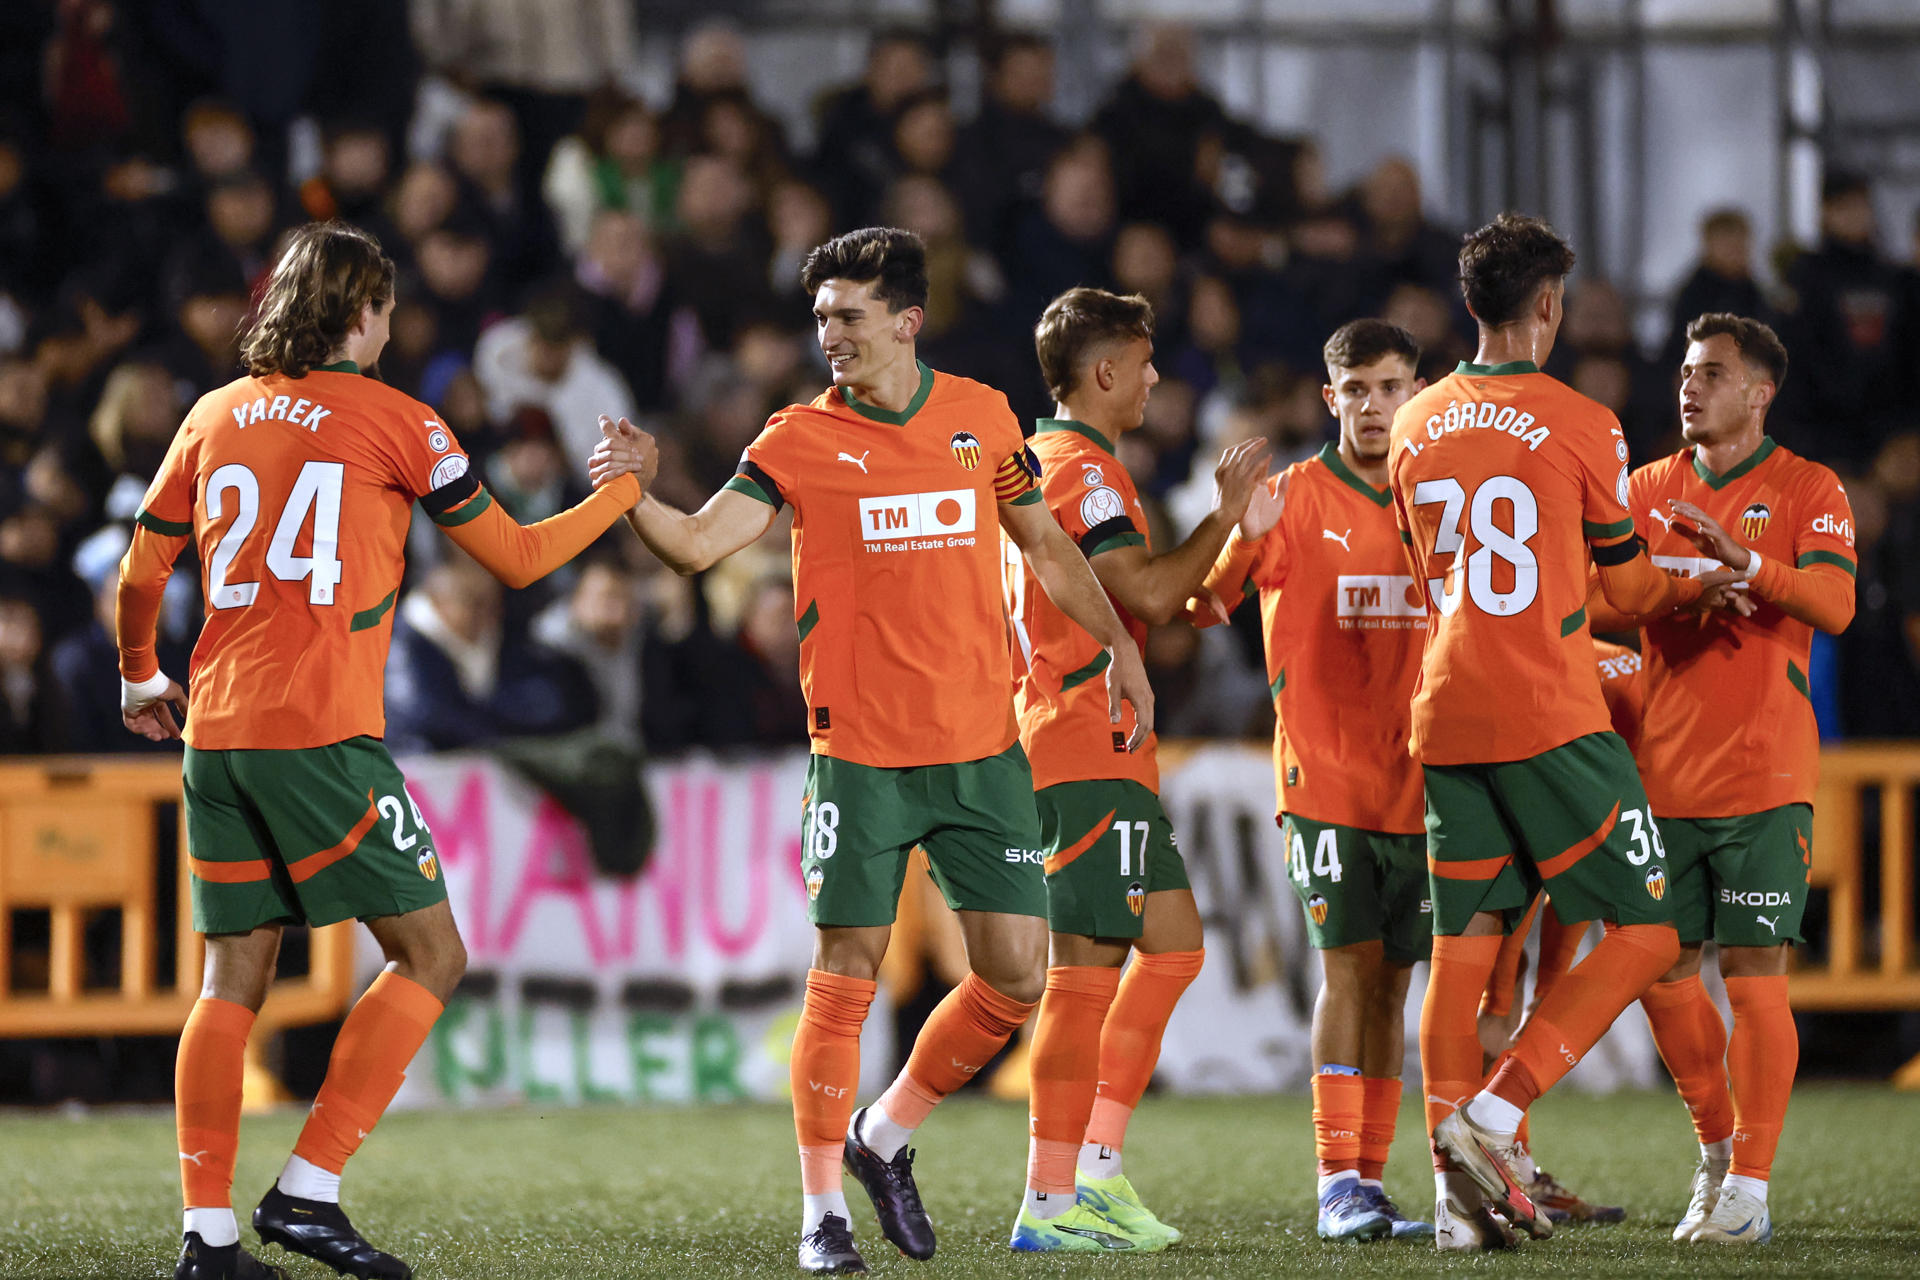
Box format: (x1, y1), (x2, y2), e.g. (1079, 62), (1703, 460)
(1411, 473), (1540, 617)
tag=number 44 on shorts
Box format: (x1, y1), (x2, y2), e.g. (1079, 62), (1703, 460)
(1288, 827), (1342, 885)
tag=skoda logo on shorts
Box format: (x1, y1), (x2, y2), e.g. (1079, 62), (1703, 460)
(1126, 882), (1146, 917)
(1307, 892), (1329, 926)
(1645, 867), (1667, 900)
(417, 848), (439, 882)
(806, 866), (825, 901)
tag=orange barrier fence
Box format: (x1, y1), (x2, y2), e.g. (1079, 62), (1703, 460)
(0, 757), (357, 1103)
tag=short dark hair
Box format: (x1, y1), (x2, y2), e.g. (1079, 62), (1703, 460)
(1684, 312), (1789, 391)
(1323, 319), (1420, 377)
(1033, 287), (1155, 402)
(800, 227), (929, 313)
(1701, 207), (1750, 238)
(1821, 170), (1870, 205)
(240, 220), (394, 377)
(1457, 212), (1576, 327)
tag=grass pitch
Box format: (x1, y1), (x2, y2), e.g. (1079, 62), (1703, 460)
(3, 1086), (1917, 1278)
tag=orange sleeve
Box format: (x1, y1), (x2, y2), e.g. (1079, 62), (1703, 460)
(116, 525), (189, 682)
(439, 474), (641, 589)
(1748, 556), (1855, 634)
(1593, 540), (1703, 617)
(1187, 533), (1262, 627)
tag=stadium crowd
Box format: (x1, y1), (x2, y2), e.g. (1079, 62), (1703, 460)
(3, 1), (1920, 759)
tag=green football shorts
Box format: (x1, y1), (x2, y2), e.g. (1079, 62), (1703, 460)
(1423, 731), (1675, 936)
(183, 737), (448, 935)
(799, 742), (1047, 927)
(1281, 813), (1431, 964)
(1036, 778), (1190, 939)
(1658, 805), (1814, 947)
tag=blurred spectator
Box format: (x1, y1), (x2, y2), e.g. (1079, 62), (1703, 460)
(642, 571), (807, 752)
(1355, 156), (1461, 304)
(156, 247), (250, 398)
(766, 179), (833, 309)
(178, 101), (256, 189)
(1779, 172), (1917, 465)
(87, 360), (183, 520)
(0, 503), (90, 641)
(1836, 440), (1920, 736)
(1664, 207), (1773, 364)
(663, 154), (775, 353)
(411, 0), (636, 201)
(544, 89), (680, 255)
(812, 30), (935, 228)
(659, 22), (789, 166)
(49, 527), (194, 753)
(1382, 282), (1471, 385)
(473, 281), (636, 464)
(385, 554), (598, 754)
(299, 122), (400, 241)
(1006, 137), (1117, 328)
(0, 356), (51, 477)
(0, 595), (63, 754)
(574, 209), (679, 410)
(1092, 24), (1229, 245)
(884, 175), (1023, 404)
(532, 549), (647, 748)
(952, 35), (1068, 260)
(485, 405), (583, 523)
(448, 97), (562, 295)
(388, 160), (459, 261)
(1543, 278), (1670, 461)
(1111, 221), (1187, 351)
(410, 210), (501, 360)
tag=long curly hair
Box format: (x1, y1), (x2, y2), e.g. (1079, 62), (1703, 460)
(239, 221), (394, 377)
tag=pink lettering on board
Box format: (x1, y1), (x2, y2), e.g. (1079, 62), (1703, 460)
(494, 796), (611, 965)
(406, 766), (492, 953)
(700, 773), (771, 957)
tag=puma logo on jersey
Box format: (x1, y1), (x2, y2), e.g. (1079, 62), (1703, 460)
(1757, 914), (1781, 936)
(1322, 528), (1352, 551)
(1649, 507), (1675, 533)
(837, 450), (871, 473)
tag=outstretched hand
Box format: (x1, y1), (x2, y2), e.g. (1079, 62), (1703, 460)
(1106, 645), (1156, 752)
(1213, 438), (1272, 523)
(1668, 500), (1752, 572)
(589, 415), (659, 497)
(1239, 468), (1290, 541)
(122, 678), (188, 741)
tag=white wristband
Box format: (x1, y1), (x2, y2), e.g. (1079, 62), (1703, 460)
(1738, 550), (1762, 583)
(121, 670), (173, 713)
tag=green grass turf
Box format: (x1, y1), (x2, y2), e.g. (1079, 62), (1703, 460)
(2, 1086), (1917, 1278)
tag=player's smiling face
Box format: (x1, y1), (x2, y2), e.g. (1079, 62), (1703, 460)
(1323, 355), (1419, 463)
(813, 278), (917, 391)
(1106, 337), (1159, 430)
(1679, 333), (1764, 445)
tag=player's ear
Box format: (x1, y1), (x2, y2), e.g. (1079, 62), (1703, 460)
(1095, 357), (1116, 391)
(1320, 383), (1338, 418)
(1750, 377), (1776, 413)
(896, 305), (924, 342)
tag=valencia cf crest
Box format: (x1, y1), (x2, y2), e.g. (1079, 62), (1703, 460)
(1126, 881), (1147, 917)
(949, 431), (982, 471)
(1307, 892), (1330, 926)
(806, 866), (825, 901)
(417, 849), (439, 881)
(1645, 867), (1667, 901)
(1739, 502), (1771, 541)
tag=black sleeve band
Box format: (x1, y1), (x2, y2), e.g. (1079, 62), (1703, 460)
(1078, 515), (1139, 556)
(738, 456), (786, 511)
(420, 467), (482, 516)
(1590, 534), (1645, 567)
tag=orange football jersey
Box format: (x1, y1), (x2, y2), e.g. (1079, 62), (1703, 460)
(1200, 444), (1427, 834)
(128, 367), (484, 750)
(1004, 419), (1155, 793)
(1389, 361), (1640, 765)
(1623, 439), (1855, 816)
(728, 362), (1041, 769)
(1592, 637), (1645, 753)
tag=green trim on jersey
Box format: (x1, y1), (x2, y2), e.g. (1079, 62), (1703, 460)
(428, 487), (492, 528)
(317, 360), (361, 374)
(1786, 658), (1811, 701)
(1060, 650), (1112, 692)
(724, 473), (777, 506)
(1036, 418), (1117, 455)
(1798, 549), (1857, 576)
(1269, 667), (1286, 700)
(839, 361), (935, 425)
(1583, 515), (1635, 540)
(796, 599), (820, 641)
(1691, 436), (1777, 489)
(1457, 360), (1540, 376)
(1006, 486), (1043, 506)
(1086, 529), (1147, 558)
(1560, 604), (1587, 637)
(136, 508), (193, 537)
(350, 589), (398, 632)
(1317, 443), (1392, 507)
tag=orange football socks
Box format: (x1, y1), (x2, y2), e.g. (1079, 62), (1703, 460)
(291, 971), (444, 1180)
(1026, 967), (1121, 1208)
(1421, 933), (1501, 1160)
(1725, 974), (1795, 1180)
(1311, 1072), (1365, 1180)
(790, 969), (875, 1196)
(864, 973), (1035, 1160)
(1491, 922), (1678, 1111)
(1082, 949), (1204, 1157)
(1640, 975), (1735, 1146)
(176, 997), (255, 1212)
(1358, 1076), (1403, 1183)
